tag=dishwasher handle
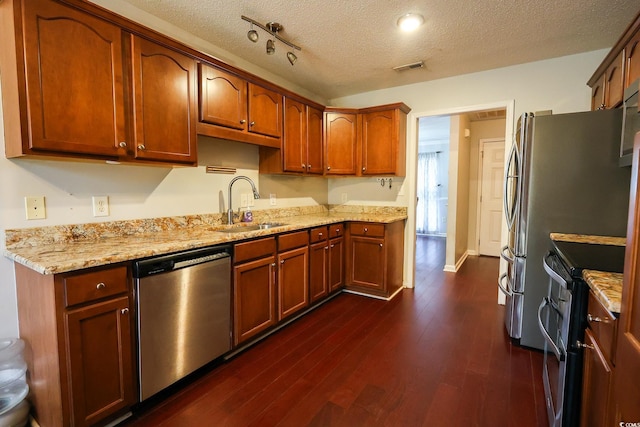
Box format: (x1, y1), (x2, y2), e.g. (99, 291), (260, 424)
(133, 245), (232, 278)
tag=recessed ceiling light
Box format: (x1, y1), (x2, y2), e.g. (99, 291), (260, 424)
(397, 13), (424, 32)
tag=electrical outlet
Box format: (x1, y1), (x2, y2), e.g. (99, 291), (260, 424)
(240, 193), (248, 208)
(341, 193), (348, 203)
(92, 196), (109, 217)
(25, 196), (46, 220)
(270, 193), (277, 206)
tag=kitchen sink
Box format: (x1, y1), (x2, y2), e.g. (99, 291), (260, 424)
(215, 222), (286, 233)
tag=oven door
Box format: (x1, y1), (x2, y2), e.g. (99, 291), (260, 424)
(539, 252), (573, 427)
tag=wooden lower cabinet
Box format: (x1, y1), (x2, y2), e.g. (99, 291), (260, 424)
(66, 296), (134, 427)
(328, 236), (344, 292)
(233, 238), (277, 346)
(309, 240), (329, 303)
(345, 221), (404, 298)
(580, 329), (614, 427)
(15, 263), (134, 427)
(278, 246), (309, 320)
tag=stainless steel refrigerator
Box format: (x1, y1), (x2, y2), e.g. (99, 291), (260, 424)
(499, 109), (630, 350)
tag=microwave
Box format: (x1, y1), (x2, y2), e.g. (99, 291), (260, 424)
(621, 78), (640, 166)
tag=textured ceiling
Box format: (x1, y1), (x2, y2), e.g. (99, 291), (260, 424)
(110, 0), (638, 100)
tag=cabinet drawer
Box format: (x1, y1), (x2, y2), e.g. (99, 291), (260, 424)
(587, 291), (618, 364)
(349, 222), (385, 237)
(329, 223), (344, 238)
(63, 266), (128, 307)
(235, 237), (276, 264)
(278, 231), (309, 252)
(309, 226), (328, 243)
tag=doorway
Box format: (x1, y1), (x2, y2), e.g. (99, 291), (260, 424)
(413, 106), (509, 275)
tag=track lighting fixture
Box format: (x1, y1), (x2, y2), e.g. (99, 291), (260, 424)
(241, 15), (302, 65)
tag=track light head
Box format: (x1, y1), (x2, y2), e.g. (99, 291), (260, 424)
(266, 39), (276, 55)
(247, 24), (259, 42)
(287, 51), (297, 65)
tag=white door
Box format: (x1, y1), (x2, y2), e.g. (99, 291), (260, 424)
(479, 139), (505, 256)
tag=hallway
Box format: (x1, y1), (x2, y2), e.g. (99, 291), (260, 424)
(123, 235), (547, 426)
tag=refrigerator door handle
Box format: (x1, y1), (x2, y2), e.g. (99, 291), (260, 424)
(537, 297), (566, 362)
(498, 273), (513, 296)
(503, 141), (521, 231)
(500, 245), (515, 263)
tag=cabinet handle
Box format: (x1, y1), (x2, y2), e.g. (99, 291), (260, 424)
(379, 243), (383, 248)
(598, 104), (606, 110)
(576, 340), (594, 350)
(250, 121), (255, 126)
(121, 308), (129, 315)
(587, 314), (610, 323)
(240, 119), (246, 124)
(137, 144), (146, 151)
(96, 282), (106, 290)
(118, 141), (127, 148)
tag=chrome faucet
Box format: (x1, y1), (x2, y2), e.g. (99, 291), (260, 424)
(227, 176), (260, 225)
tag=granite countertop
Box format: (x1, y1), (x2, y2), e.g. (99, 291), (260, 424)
(4, 206), (407, 275)
(550, 232), (625, 314)
(582, 269), (623, 314)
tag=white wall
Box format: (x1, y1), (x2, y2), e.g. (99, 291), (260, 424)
(328, 49), (607, 289)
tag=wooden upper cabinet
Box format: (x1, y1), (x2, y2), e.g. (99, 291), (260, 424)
(283, 98), (307, 173)
(248, 83), (282, 138)
(131, 36), (197, 164)
(591, 75), (606, 111)
(625, 30), (640, 87)
(604, 51), (625, 109)
(324, 111), (358, 175)
(18, 0), (126, 157)
(306, 106), (324, 174)
(199, 63), (247, 131)
(281, 99), (323, 175)
(360, 104), (408, 176)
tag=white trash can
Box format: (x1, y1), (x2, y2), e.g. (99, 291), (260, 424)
(0, 338), (29, 427)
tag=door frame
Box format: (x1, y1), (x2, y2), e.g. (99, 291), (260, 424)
(405, 100), (515, 302)
(475, 137), (505, 257)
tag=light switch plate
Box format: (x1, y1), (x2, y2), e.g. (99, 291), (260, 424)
(25, 196), (46, 220)
(269, 193), (277, 206)
(240, 193), (248, 208)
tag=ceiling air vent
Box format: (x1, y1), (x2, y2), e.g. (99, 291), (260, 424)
(393, 61), (425, 72)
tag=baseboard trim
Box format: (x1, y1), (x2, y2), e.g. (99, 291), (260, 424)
(343, 286), (404, 301)
(443, 251), (470, 273)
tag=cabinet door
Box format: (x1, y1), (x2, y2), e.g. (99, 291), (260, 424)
(349, 236), (385, 292)
(591, 74), (605, 111)
(580, 329), (613, 427)
(625, 31), (640, 88)
(328, 237), (344, 292)
(309, 240), (329, 303)
(199, 64), (247, 131)
(131, 36), (197, 164)
(278, 246), (309, 320)
(65, 296), (134, 427)
(248, 84), (282, 138)
(604, 51), (625, 109)
(325, 112), (357, 175)
(21, 0), (126, 157)
(306, 106), (324, 175)
(361, 110), (397, 175)
(233, 256), (277, 345)
(283, 98), (307, 173)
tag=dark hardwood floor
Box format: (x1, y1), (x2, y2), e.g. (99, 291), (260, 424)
(122, 235), (547, 426)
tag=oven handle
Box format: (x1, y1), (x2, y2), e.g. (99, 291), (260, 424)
(537, 297), (566, 362)
(543, 252), (568, 289)
(498, 273), (513, 296)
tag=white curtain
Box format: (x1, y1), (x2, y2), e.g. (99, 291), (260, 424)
(416, 152), (441, 235)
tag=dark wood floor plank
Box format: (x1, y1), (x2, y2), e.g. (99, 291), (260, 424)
(123, 236), (547, 427)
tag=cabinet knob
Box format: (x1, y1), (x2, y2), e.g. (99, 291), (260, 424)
(271, 263), (276, 267)
(327, 166), (331, 171)
(250, 121), (255, 126)
(280, 260), (285, 264)
(96, 282), (106, 290)
(318, 232), (323, 237)
(240, 119), (246, 124)
(336, 229), (340, 233)
(302, 164), (306, 169)
(364, 228), (368, 232)
(379, 243), (383, 248)
(307, 164), (311, 170)
(121, 308), (129, 315)
(118, 141), (127, 148)
(362, 167), (366, 172)
(331, 244), (335, 248)
(137, 144), (146, 151)
(576, 340), (594, 350)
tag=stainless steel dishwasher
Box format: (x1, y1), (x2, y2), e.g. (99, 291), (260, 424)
(132, 245), (232, 401)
